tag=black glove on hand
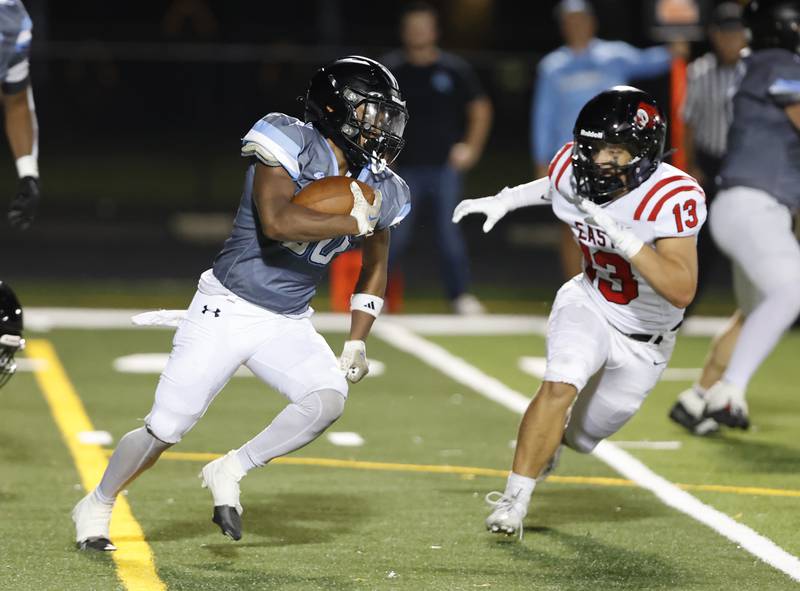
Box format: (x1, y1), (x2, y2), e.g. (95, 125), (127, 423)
(8, 176), (40, 230)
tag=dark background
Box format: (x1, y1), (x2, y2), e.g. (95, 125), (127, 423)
(0, 0), (731, 308)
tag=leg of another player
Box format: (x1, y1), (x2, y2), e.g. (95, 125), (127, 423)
(511, 381), (577, 479)
(485, 381), (577, 537)
(698, 310), (744, 390)
(706, 282), (800, 427)
(435, 166), (483, 314)
(387, 166), (423, 272)
(73, 291), (243, 550)
(71, 427), (172, 552)
(669, 311), (743, 435)
(199, 318), (349, 541)
(199, 389), (345, 541)
(702, 188), (800, 429)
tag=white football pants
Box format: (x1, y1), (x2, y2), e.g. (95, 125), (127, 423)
(543, 279), (676, 453)
(145, 271), (348, 444)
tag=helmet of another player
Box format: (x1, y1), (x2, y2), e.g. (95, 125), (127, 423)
(744, 0), (800, 54)
(0, 281), (24, 388)
(302, 55), (409, 174)
(571, 86), (667, 204)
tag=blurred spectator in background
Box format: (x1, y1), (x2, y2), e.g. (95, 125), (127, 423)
(383, 2), (493, 315)
(532, 0), (680, 278)
(682, 2), (745, 191)
(681, 2), (746, 310)
(1, 0), (39, 230)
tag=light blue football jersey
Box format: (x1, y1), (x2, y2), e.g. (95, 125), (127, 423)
(720, 49), (800, 209)
(213, 113), (411, 315)
(0, 0), (32, 94)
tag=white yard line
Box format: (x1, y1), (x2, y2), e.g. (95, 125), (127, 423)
(25, 307), (729, 337)
(373, 320), (800, 583)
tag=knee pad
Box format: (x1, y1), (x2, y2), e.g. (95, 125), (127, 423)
(307, 388), (346, 426)
(563, 427), (598, 454)
(145, 406), (199, 444)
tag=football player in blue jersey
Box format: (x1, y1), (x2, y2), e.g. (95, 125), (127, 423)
(72, 56), (411, 550)
(0, 0), (40, 230)
(670, 0), (800, 435)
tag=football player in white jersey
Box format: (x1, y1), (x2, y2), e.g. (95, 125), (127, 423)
(453, 86), (706, 538)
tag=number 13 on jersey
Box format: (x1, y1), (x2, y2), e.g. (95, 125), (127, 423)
(579, 243), (639, 305)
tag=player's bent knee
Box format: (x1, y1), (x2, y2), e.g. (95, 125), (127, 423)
(563, 428), (598, 454)
(538, 380), (579, 406)
(312, 388), (347, 426)
(145, 407), (199, 445)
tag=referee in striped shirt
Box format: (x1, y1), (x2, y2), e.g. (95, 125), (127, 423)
(681, 2), (746, 309)
(682, 2), (747, 195)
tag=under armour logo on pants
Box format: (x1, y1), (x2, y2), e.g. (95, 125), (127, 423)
(202, 305), (221, 317)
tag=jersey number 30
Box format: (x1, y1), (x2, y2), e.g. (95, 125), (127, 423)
(282, 236), (351, 266)
(580, 244), (639, 305)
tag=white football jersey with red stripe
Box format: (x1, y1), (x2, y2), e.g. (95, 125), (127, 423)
(548, 142), (707, 334)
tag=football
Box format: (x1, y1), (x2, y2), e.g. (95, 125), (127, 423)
(292, 176), (375, 215)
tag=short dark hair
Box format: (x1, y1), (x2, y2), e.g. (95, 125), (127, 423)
(401, 1), (439, 21)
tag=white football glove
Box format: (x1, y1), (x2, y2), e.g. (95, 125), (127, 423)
(349, 182), (382, 236)
(339, 340), (369, 383)
(452, 193), (510, 233)
(579, 199), (644, 260)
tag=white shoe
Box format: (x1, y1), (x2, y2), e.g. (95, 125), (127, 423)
(452, 293), (486, 315)
(200, 450), (246, 540)
(704, 381), (749, 430)
(669, 387), (719, 436)
(485, 491), (527, 539)
(72, 490), (116, 551)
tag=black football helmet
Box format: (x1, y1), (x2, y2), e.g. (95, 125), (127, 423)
(571, 86), (667, 204)
(302, 55), (409, 174)
(744, 0), (800, 54)
(0, 281), (24, 388)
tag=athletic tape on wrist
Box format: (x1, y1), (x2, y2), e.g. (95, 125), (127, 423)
(350, 293), (384, 318)
(15, 154), (38, 179)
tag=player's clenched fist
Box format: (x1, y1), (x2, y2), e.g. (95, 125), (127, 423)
(339, 339), (369, 383)
(8, 176), (40, 231)
(349, 181), (382, 236)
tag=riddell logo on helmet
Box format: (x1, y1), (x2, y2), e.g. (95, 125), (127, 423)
(580, 129), (604, 139)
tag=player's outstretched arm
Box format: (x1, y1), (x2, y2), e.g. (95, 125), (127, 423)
(452, 176), (550, 233)
(339, 227), (389, 383)
(253, 163), (361, 242)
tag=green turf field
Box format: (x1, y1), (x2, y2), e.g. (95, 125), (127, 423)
(2, 319), (799, 590)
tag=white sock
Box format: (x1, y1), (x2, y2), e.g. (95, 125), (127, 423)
(505, 472), (536, 506)
(692, 383), (707, 398)
(92, 487), (114, 506)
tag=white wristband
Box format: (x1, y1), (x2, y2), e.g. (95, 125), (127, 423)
(350, 293), (384, 318)
(16, 154), (38, 179)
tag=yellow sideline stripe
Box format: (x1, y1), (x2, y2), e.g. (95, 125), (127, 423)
(28, 340), (166, 591)
(151, 450), (800, 499)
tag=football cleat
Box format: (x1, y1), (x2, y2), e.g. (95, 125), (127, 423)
(212, 506), (242, 541)
(704, 381), (750, 430)
(72, 491), (116, 552)
(669, 388), (719, 436)
(200, 450), (245, 541)
(484, 491), (527, 540)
